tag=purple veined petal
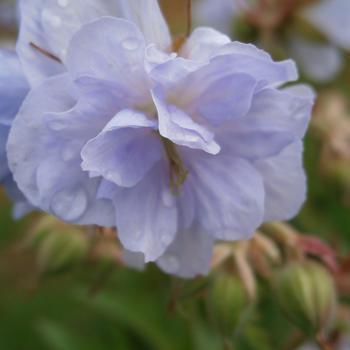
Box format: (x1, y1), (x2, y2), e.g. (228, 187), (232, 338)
(218, 87), (314, 160)
(303, 0), (350, 51)
(157, 226), (214, 278)
(7, 73), (115, 226)
(16, 0), (124, 86)
(152, 87), (221, 155)
(190, 153), (265, 241)
(289, 36), (344, 82)
(211, 42), (298, 85)
(81, 109), (162, 188)
(98, 162), (178, 262)
(149, 56), (205, 90)
(66, 17), (150, 107)
(254, 141), (307, 222)
(144, 44), (177, 74)
(0, 50), (29, 126)
(186, 73), (257, 126)
(118, 0), (171, 50)
(180, 27), (231, 61)
(166, 52), (296, 113)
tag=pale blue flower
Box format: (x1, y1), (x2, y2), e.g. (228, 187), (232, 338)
(195, 0), (350, 82)
(0, 49), (32, 218)
(8, 0), (313, 277)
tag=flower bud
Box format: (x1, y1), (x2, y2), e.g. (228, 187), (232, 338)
(273, 261), (337, 335)
(207, 271), (254, 337)
(27, 216), (89, 274)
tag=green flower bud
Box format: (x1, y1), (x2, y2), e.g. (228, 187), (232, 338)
(207, 272), (254, 337)
(273, 261), (337, 335)
(28, 216), (90, 274)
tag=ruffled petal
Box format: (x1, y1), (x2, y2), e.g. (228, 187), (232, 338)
(98, 163), (178, 262)
(157, 226), (214, 278)
(181, 27), (231, 61)
(190, 153), (265, 241)
(7, 74), (115, 226)
(184, 72), (257, 126)
(118, 0), (171, 50)
(211, 42), (298, 85)
(219, 87), (314, 160)
(254, 141), (307, 221)
(66, 17), (150, 107)
(16, 0), (122, 86)
(152, 87), (220, 155)
(81, 109), (162, 188)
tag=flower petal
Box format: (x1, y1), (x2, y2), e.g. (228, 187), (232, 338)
(187, 73), (257, 126)
(17, 0), (123, 86)
(81, 109), (162, 188)
(190, 153), (265, 241)
(219, 87), (314, 160)
(152, 87), (220, 155)
(7, 74), (115, 226)
(98, 163), (178, 262)
(157, 227), (214, 278)
(118, 0), (171, 50)
(181, 27), (231, 61)
(254, 141), (307, 221)
(66, 17), (150, 107)
(212, 42), (298, 85)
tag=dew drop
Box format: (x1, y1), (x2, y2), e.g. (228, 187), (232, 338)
(42, 10), (62, 28)
(51, 187), (88, 221)
(122, 37), (139, 50)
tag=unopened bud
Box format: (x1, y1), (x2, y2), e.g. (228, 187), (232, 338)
(207, 271), (254, 337)
(273, 261), (337, 335)
(28, 216), (89, 274)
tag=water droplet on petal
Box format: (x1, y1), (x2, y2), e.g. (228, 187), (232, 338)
(51, 187), (88, 221)
(161, 253), (180, 273)
(42, 9), (61, 28)
(122, 38), (139, 50)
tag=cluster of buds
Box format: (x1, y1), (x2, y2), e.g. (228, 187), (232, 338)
(205, 222), (342, 349)
(23, 215), (126, 280)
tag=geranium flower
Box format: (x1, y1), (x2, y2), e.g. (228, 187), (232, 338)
(195, 0), (350, 82)
(0, 49), (32, 218)
(7, 0), (314, 277)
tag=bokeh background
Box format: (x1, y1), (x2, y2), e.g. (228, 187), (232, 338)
(1, 0), (350, 349)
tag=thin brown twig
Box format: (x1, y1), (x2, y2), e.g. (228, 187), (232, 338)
(186, 0), (192, 37)
(30, 42), (62, 64)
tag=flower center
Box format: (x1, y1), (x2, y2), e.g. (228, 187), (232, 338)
(161, 137), (188, 194)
